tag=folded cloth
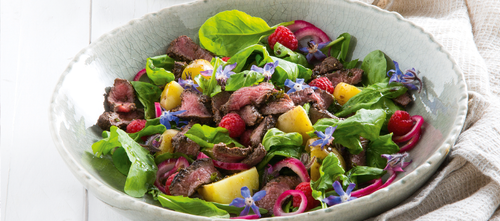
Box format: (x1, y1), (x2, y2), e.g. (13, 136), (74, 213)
(359, 0), (500, 220)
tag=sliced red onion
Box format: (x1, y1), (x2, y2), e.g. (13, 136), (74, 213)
(133, 68), (147, 81)
(294, 26), (331, 44)
(398, 129), (421, 153)
(376, 172), (398, 190)
(273, 190), (308, 216)
(196, 152), (250, 170)
(287, 20), (316, 32)
(154, 158), (177, 193)
(351, 178), (383, 198)
(197, 152), (209, 159)
(230, 214), (260, 219)
(155, 102), (162, 118)
(272, 158), (310, 182)
(163, 157), (190, 180)
(393, 115), (424, 143)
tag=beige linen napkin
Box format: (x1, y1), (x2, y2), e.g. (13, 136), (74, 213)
(359, 0), (500, 220)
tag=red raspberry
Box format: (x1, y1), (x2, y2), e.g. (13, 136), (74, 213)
(268, 26), (298, 51)
(309, 77), (334, 94)
(293, 182), (320, 211)
(388, 110), (414, 136)
(221, 57), (230, 62)
(219, 113), (246, 138)
(164, 172), (179, 195)
(239, 129), (253, 147)
(126, 119), (146, 133)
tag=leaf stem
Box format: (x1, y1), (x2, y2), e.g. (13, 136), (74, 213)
(321, 36), (345, 54)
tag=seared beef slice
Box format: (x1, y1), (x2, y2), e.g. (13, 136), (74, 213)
(289, 88), (331, 109)
(312, 56), (344, 77)
(169, 158), (222, 197)
(166, 35), (215, 63)
(236, 105), (263, 127)
(107, 78), (137, 113)
(176, 89), (212, 122)
(213, 143), (252, 163)
(255, 176), (301, 214)
(240, 143), (267, 167)
(171, 122), (200, 156)
(259, 93), (295, 115)
(222, 82), (274, 112)
(211, 91), (232, 124)
(326, 68), (363, 87)
(249, 116), (276, 147)
(97, 110), (144, 131)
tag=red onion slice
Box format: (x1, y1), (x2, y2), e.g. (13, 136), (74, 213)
(294, 26), (331, 44)
(273, 190), (308, 216)
(155, 102), (162, 118)
(287, 20), (316, 32)
(154, 158), (177, 193)
(351, 178), (383, 197)
(393, 115), (424, 143)
(375, 172), (398, 190)
(197, 152), (209, 159)
(272, 158), (310, 182)
(230, 214), (260, 219)
(398, 130), (421, 153)
(133, 68), (147, 81)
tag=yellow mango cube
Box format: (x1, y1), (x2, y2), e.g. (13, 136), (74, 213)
(333, 82), (361, 105)
(276, 106), (314, 145)
(198, 167), (259, 204)
(156, 129), (179, 155)
(160, 81), (184, 111)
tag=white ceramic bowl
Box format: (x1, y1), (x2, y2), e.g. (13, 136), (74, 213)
(49, 0), (468, 220)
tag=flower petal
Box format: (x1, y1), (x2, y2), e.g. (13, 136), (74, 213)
(310, 139), (324, 147)
(250, 204), (261, 217)
(317, 41), (331, 49)
(200, 69), (213, 77)
(314, 131), (326, 139)
(323, 195), (342, 206)
(325, 126), (337, 137)
(312, 50), (327, 61)
(296, 78), (305, 84)
(229, 198), (246, 208)
(345, 183), (356, 195)
(241, 186), (251, 199)
(284, 79), (296, 88)
(251, 65), (264, 73)
(332, 181), (345, 196)
(252, 190), (267, 202)
(240, 205), (251, 217)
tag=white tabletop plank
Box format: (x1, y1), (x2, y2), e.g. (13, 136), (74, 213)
(1, 0), (92, 220)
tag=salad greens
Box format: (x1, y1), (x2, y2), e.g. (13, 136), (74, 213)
(145, 54), (176, 86)
(184, 124), (243, 150)
(130, 81), (162, 119)
(311, 152), (346, 208)
(261, 128), (303, 151)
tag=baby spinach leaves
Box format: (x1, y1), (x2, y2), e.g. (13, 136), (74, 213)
(158, 194), (230, 218)
(261, 128), (303, 151)
(145, 54), (176, 86)
(310, 152), (346, 208)
(130, 81), (162, 119)
(361, 50), (388, 85)
(184, 124), (243, 149)
(225, 70), (264, 91)
(366, 134), (400, 169)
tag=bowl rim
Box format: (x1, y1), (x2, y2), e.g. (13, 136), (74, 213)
(49, 0), (468, 220)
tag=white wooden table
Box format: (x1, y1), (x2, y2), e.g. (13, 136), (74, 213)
(1, 1), (196, 220)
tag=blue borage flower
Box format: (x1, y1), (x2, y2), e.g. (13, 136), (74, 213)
(200, 62), (237, 86)
(284, 78), (317, 94)
(310, 126), (337, 150)
(299, 40), (331, 63)
(323, 181), (357, 206)
(381, 152), (411, 173)
(160, 110), (188, 129)
(229, 186), (266, 217)
(251, 60), (279, 81)
(178, 76), (200, 93)
(387, 60), (423, 93)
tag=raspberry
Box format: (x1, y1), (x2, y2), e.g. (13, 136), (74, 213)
(293, 182), (320, 211)
(268, 26), (298, 51)
(309, 77), (334, 94)
(388, 110), (414, 136)
(221, 57), (230, 62)
(164, 172), (179, 195)
(126, 119), (146, 133)
(239, 129), (253, 147)
(219, 113), (246, 138)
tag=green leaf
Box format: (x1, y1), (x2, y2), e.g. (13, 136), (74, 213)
(158, 194), (230, 218)
(329, 33), (351, 63)
(310, 152), (345, 207)
(366, 134), (400, 169)
(345, 166), (386, 186)
(130, 81), (162, 119)
(225, 70), (264, 91)
(184, 124), (243, 149)
(112, 147), (131, 176)
(127, 118), (166, 142)
(261, 128), (303, 151)
(361, 50), (388, 85)
(212, 202), (268, 215)
(155, 152), (195, 165)
(199, 10), (292, 57)
(273, 42), (309, 67)
(145, 55), (176, 86)
(196, 57), (224, 97)
(256, 146), (302, 171)
(314, 109), (386, 154)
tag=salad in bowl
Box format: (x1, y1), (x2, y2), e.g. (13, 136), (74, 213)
(91, 9), (425, 219)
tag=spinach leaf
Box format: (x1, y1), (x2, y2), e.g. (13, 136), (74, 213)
(256, 146), (302, 171)
(127, 118), (166, 142)
(261, 128), (303, 151)
(273, 42), (309, 67)
(195, 57), (224, 97)
(329, 33), (351, 63)
(92, 126), (157, 197)
(270, 56), (312, 87)
(184, 124), (243, 149)
(225, 70), (264, 91)
(361, 50), (388, 85)
(311, 152), (346, 208)
(146, 54), (176, 86)
(130, 81), (162, 119)
(366, 133), (400, 169)
(344, 59), (359, 69)
(314, 109), (386, 154)
(345, 166), (386, 186)
(155, 152), (195, 165)
(112, 147), (131, 176)
(199, 10), (292, 57)
(335, 82), (407, 121)
(158, 194), (230, 218)
(211, 202), (268, 215)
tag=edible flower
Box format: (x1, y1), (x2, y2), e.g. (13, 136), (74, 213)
(178, 76), (200, 93)
(250, 60), (279, 81)
(387, 60), (423, 93)
(310, 126), (337, 150)
(299, 40), (331, 63)
(229, 186), (267, 217)
(323, 181), (357, 206)
(160, 110), (188, 129)
(201, 62), (237, 86)
(381, 152), (411, 173)
(284, 78), (316, 94)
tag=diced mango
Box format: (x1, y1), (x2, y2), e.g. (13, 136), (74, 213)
(276, 106), (314, 145)
(333, 82), (361, 105)
(182, 59), (213, 83)
(156, 129), (179, 155)
(198, 167), (259, 204)
(306, 138), (346, 181)
(160, 81), (184, 111)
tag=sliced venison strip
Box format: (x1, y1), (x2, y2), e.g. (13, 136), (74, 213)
(107, 78), (137, 113)
(255, 176), (302, 215)
(289, 87), (330, 109)
(346, 137), (369, 170)
(259, 93), (295, 115)
(169, 158), (222, 197)
(315, 89), (334, 109)
(97, 109), (144, 131)
(172, 61), (187, 79)
(312, 56), (344, 78)
(212, 142), (252, 163)
(236, 105), (263, 127)
(326, 68), (363, 87)
(249, 115), (276, 148)
(166, 35), (215, 63)
(392, 92), (413, 107)
(211, 91), (232, 125)
(240, 143), (267, 167)
(308, 104), (340, 124)
(176, 89), (212, 122)
(172, 122), (200, 157)
(222, 82), (274, 112)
